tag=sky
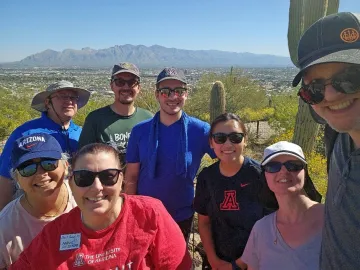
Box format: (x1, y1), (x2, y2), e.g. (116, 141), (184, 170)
(0, 0), (359, 62)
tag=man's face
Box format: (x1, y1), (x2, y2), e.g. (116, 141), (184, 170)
(46, 89), (79, 121)
(155, 79), (188, 116)
(304, 63), (360, 133)
(110, 72), (140, 105)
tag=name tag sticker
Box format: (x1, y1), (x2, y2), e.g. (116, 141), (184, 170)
(60, 233), (81, 251)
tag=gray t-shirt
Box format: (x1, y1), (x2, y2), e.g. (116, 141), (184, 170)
(242, 212), (321, 270)
(320, 133), (360, 269)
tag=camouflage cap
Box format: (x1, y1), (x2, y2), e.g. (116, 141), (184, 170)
(156, 67), (187, 85)
(111, 62), (140, 78)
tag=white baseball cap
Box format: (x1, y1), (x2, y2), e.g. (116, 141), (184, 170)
(261, 141), (307, 166)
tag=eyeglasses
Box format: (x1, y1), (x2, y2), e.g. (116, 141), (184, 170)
(157, 87), (188, 98)
(211, 132), (244, 144)
(17, 159), (59, 177)
(112, 78), (140, 88)
(263, 161), (305, 173)
(72, 169), (122, 187)
(298, 66), (360, 105)
(51, 94), (79, 102)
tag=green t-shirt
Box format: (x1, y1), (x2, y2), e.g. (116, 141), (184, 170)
(79, 106), (153, 160)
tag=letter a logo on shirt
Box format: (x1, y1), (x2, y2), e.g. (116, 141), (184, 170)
(220, 190), (240, 210)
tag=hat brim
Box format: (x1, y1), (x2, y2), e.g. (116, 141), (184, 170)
(156, 77), (187, 85)
(261, 151), (307, 166)
(31, 87), (91, 112)
(112, 70), (140, 78)
(13, 150), (62, 169)
(292, 48), (360, 87)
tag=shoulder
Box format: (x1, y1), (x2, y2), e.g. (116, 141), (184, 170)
(136, 107), (154, 117)
(10, 117), (45, 135)
(0, 198), (19, 225)
(132, 117), (153, 131)
(253, 212), (275, 233)
(244, 157), (261, 172)
(86, 105), (112, 119)
(124, 195), (167, 220)
(186, 115), (210, 134)
(198, 161), (219, 177)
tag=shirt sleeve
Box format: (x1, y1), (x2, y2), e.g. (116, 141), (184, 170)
(78, 113), (97, 148)
(126, 125), (140, 163)
(193, 169), (210, 216)
(0, 128), (22, 179)
(150, 200), (192, 270)
(202, 123), (216, 159)
(241, 222), (259, 269)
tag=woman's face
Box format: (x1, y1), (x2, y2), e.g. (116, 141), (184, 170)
(264, 154), (305, 195)
(16, 158), (66, 198)
(70, 151), (123, 218)
(210, 119), (246, 163)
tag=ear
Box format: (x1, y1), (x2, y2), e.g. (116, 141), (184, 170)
(44, 98), (51, 111)
(155, 89), (160, 101)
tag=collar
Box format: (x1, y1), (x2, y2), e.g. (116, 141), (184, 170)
(41, 112), (79, 131)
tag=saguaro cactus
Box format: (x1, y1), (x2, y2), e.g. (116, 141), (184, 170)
(288, 0), (339, 154)
(210, 81), (226, 123)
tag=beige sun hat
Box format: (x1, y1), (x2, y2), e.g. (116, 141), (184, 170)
(31, 80), (91, 112)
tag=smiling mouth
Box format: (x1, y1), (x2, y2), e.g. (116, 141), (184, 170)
(34, 180), (52, 187)
(86, 196), (107, 202)
(278, 179), (291, 183)
(328, 100), (353, 110)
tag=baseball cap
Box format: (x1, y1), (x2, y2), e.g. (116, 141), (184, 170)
(156, 67), (187, 84)
(292, 12), (360, 87)
(11, 133), (63, 169)
(111, 62), (140, 78)
(261, 141), (307, 166)
(31, 80), (90, 112)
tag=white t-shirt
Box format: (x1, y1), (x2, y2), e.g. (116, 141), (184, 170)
(241, 212), (322, 270)
(0, 182), (76, 268)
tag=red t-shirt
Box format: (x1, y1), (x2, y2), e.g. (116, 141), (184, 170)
(10, 195), (192, 270)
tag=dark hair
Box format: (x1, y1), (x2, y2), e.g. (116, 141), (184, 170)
(258, 165), (322, 211)
(72, 143), (123, 169)
(209, 113), (247, 140)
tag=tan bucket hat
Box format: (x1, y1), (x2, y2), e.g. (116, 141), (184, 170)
(31, 80), (90, 112)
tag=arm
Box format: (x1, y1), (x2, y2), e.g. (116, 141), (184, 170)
(78, 114), (97, 148)
(124, 162), (140, 195)
(0, 176), (13, 211)
(198, 214), (230, 268)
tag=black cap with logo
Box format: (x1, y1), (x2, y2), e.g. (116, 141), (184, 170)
(292, 12), (360, 87)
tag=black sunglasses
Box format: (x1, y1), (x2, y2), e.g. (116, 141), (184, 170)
(157, 87), (187, 98)
(263, 160), (305, 173)
(212, 132), (244, 144)
(112, 78), (139, 88)
(72, 169), (121, 187)
(298, 66), (360, 105)
(17, 159), (59, 177)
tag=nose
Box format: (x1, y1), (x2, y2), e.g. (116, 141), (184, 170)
(90, 177), (104, 191)
(323, 84), (344, 102)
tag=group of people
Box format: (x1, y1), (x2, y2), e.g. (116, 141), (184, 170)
(0, 11), (359, 270)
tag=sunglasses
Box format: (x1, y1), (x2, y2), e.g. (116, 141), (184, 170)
(17, 159), (59, 177)
(298, 66), (360, 105)
(72, 169), (121, 187)
(112, 78), (139, 88)
(51, 94), (79, 102)
(212, 132), (244, 144)
(157, 87), (188, 98)
(263, 160), (305, 173)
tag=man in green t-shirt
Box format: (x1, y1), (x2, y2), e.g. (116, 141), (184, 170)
(79, 62), (153, 162)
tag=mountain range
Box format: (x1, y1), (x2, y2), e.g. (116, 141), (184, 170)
(1, 44), (293, 68)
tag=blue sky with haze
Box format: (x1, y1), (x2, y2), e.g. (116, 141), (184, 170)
(0, 0), (359, 62)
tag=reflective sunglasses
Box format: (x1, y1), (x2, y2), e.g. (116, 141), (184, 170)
(112, 78), (139, 88)
(17, 159), (59, 177)
(72, 169), (121, 187)
(157, 87), (188, 98)
(298, 66), (360, 105)
(51, 94), (79, 102)
(263, 160), (305, 173)
(212, 132), (244, 144)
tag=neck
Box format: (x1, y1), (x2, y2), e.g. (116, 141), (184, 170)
(82, 196), (123, 231)
(275, 193), (316, 224)
(22, 183), (68, 218)
(219, 156), (244, 177)
(47, 113), (71, 129)
(111, 102), (135, 116)
(159, 110), (182, 126)
(349, 130), (360, 149)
